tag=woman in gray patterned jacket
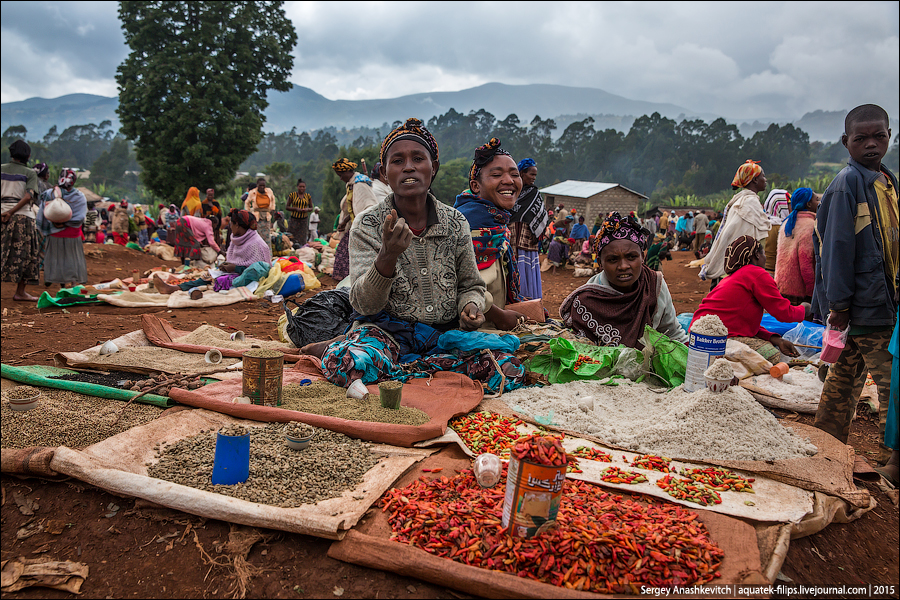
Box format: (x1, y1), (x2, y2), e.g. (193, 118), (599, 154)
(317, 119), (525, 394)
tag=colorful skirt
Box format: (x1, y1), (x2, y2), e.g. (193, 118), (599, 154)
(332, 233), (350, 281)
(172, 217), (202, 261)
(320, 315), (525, 395)
(516, 249), (542, 300)
(1, 214), (41, 285)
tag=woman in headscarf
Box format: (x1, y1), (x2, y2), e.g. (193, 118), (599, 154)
(330, 157), (377, 281)
(508, 157), (548, 300)
(2, 140), (42, 301)
(33, 162), (52, 194)
(454, 138), (531, 330)
(645, 233), (672, 271)
(316, 119), (524, 394)
(181, 186), (202, 217)
(700, 160), (772, 289)
(36, 169), (88, 289)
(165, 203), (180, 229)
(692, 235), (808, 363)
(170, 210), (221, 264)
(546, 215), (572, 274)
(154, 209), (270, 295)
(775, 187), (821, 305)
(560, 212), (688, 348)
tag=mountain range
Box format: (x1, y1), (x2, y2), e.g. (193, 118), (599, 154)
(0, 82), (869, 144)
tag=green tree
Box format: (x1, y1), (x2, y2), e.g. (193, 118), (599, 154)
(115, 1), (297, 200)
(90, 138), (140, 187)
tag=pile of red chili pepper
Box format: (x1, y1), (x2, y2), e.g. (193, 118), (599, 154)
(678, 467), (755, 493)
(449, 412), (524, 458)
(381, 468), (724, 593)
(600, 466), (649, 485)
(656, 475), (722, 506)
(570, 446), (613, 463)
(512, 434), (568, 467)
(630, 454), (672, 473)
(573, 354), (600, 370)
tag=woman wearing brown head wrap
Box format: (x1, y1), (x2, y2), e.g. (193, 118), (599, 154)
(691, 235), (811, 362)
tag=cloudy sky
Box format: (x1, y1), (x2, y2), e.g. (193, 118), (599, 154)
(2, 1), (898, 121)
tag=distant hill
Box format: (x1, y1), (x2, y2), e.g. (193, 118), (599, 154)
(1, 83), (879, 143)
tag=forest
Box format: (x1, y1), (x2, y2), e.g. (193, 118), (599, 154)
(3, 107), (898, 230)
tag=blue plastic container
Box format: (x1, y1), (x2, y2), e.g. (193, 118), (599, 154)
(211, 431), (250, 485)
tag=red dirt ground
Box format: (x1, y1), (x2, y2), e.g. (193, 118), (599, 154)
(1, 244), (897, 599)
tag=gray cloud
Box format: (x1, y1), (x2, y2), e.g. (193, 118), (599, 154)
(2, 1), (898, 122)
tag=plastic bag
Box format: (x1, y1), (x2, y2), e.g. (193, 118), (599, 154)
(640, 325), (688, 388)
(281, 288), (353, 349)
(782, 320), (825, 360)
(525, 337), (639, 384)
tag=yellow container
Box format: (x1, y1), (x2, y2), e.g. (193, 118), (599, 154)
(242, 350), (284, 407)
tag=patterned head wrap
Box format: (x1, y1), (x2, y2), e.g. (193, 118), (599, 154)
(228, 208), (257, 231)
(782, 187), (814, 238)
(379, 118), (439, 165)
(517, 158), (536, 173)
(58, 168), (77, 188)
(592, 211), (650, 255)
(724, 235), (762, 275)
(731, 160), (763, 189)
(469, 138), (512, 182)
(331, 158), (358, 173)
(33, 162), (49, 178)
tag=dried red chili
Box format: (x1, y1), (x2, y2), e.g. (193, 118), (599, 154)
(380, 466), (725, 593)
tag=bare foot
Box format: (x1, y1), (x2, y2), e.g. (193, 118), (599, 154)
(301, 335), (345, 358)
(12, 292), (38, 302)
(153, 274), (181, 295)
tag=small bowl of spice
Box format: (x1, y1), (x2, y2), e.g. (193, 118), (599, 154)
(704, 359), (734, 394)
(284, 422), (315, 450)
(5, 385), (41, 411)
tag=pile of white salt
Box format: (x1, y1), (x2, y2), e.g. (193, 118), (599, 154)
(505, 380), (817, 461)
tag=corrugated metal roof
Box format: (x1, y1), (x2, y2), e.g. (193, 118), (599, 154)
(540, 180), (647, 200)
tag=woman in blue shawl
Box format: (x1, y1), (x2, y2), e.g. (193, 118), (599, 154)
(37, 169), (88, 287)
(454, 138), (529, 330)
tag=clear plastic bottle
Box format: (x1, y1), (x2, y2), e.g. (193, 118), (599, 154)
(474, 453), (502, 488)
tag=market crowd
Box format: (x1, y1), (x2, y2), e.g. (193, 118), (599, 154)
(2, 104), (897, 484)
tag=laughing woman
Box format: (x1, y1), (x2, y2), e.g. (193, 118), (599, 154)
(560, 212), (688, 347)
(319, 119), (525, 394)
(454, 138), (529, 330)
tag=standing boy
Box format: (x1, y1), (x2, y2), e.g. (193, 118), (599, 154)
(812, 104), (898, 466)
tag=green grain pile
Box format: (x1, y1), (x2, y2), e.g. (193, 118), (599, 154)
(280, 382), (431, 426)
(146, 423), (378, 507)
(173, 325), (288, 351)
(2, 387), (164, 449)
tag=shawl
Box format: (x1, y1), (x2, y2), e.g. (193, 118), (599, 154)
(782, 187), (814, 237)
(763, 188), (791, 225)
(345, 173), (373, 222)
(510, 184), (549, 238)
(453, 191), (525, 305)
(559, 264), (660, 349)
(182, 187), (202, 216)
(704, 188), (770, 279)
(36, 186), (87, 236)
(570, 222), (590, 240)
(226, 227), (272, 267)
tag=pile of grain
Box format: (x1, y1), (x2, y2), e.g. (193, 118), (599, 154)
(504, 380), (817, 461)
(690, 315), (728, 336)
(704, 359), (734, 380)
(173, 325), (287, 351)
(279, 382), (430, 426)
(752, 370), (824, 406)
(146, 423), (378, 507)
(2, 387), (164, 449)
(85, 346), (239, 374)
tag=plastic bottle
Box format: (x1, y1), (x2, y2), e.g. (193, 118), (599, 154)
(474, 453), (502, 488)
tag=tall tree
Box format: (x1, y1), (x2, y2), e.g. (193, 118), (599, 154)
(116, 1), (297, 200)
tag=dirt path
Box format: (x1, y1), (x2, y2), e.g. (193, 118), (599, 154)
(1, 246), (897, 599)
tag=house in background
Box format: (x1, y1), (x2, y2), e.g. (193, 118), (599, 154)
(540, 180), (647, 226)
